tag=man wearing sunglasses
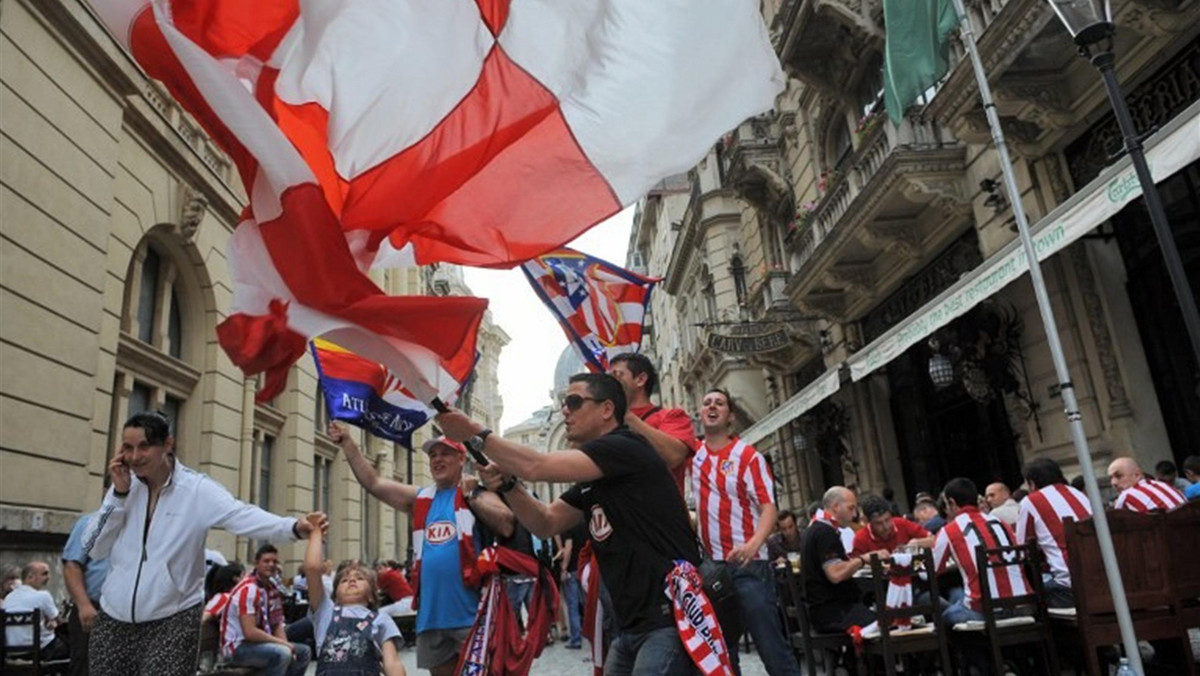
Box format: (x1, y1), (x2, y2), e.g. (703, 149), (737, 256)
(608, 353), (696, 496)
(436, 373), (700, 676)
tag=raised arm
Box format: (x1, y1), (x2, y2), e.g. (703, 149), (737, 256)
(302, 514), (326, 611)
(480, 467), (584, 539)
(82, 453), (134, 561)
(329, 423), (418, 512)
(434, 410), (602, 483)
(461, 475), (515, 539)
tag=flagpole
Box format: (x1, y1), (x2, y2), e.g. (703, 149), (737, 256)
(948, 0), (1144, 672)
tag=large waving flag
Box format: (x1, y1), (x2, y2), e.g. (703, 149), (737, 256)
(523, 248), (659, 373)
(310, 339), (474, 448)
(88, 0), (780, 399)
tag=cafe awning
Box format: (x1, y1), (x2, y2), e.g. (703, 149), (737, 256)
(741, 367), (840, 445)
(846, 100), (1200, 382)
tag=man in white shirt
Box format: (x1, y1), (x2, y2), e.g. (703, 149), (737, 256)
(4, 561), (68, 659)
(984, 482), (1020, 526)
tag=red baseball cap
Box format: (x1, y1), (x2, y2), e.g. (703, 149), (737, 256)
(422, 436), (466, 457)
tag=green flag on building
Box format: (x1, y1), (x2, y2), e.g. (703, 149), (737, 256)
(882, 0), (960, 125)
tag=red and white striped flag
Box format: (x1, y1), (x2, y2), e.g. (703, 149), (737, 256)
(88, 0), (783, 398)
(522, 248), (659, 373)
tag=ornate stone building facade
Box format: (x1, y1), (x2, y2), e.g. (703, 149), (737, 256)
(0, 0), (508, 592)
(632, 0), (1199, 511)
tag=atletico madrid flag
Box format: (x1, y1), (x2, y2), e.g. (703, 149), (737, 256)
(310, 339), (474, 448)
(86, 0), (782, 399)
(523, 248), (660, 373)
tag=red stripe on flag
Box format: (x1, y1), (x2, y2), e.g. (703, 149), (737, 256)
(312, 348), (388, 395)
(474, 0), (510, 37)
(169, 0), (298, 61)
(334, 46), (620, 267)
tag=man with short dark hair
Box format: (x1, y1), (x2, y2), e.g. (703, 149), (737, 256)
(1015, 458), (1092, 608)
(1155, 459), (1191, 493)
(934, 478), (1031, 625)
(850, 494), (934, 557)
(608, 353), (696, 495)
(3, 561), (68, 660)
(912, 499), (946, 534)
(767, 510), (803, 562)
(799, 487), (883, 632)
(1181, 455), (1200, 501)
(222, 544), (310, 676)
(436, 373), (702, 676)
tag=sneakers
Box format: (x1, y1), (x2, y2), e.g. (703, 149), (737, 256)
(566, 642), (582, 650)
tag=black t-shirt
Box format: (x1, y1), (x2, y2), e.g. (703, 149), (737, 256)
(563, 521), (589, 573)
(799, 521), (861, 608)
(561, 427), (699, 633)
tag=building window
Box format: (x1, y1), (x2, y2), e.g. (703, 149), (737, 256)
(167, 291), (183, 359)
(730, 255), (747, 305)
(129, 382), (151, 418)
(313, 454), (333, 518)
(136, 248), (161, 344)
(256, 434), (274, 510)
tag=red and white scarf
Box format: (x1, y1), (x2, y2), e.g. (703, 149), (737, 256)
(455, 547), (558, 676)
(412, 484), (478, 610)
(811, 508), (839, 528)
(665, 560), (734, 676)
(883, 552), (914, 630)
(579, 542), (606, 676)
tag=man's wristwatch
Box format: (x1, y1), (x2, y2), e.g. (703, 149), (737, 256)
(497, 475), (520, 494)
(466, 428), (492, 456)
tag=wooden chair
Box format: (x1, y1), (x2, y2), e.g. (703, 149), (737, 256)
(776, 562), (858, 675)
(197, 619), (256, 676)
(1163, 500), (1200, 628)
(1064, 509), (1195, 676)
(862, 549), (952, 676)
(0, 609), (70, 676)
(950, 543), (1058, 676)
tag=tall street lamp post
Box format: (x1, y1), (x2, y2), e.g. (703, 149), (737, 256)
(1046, 0), (1200, 370)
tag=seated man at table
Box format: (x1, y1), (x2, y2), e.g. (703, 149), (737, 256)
(1183, 455), (1200, 501)
(912, 498), (946, 534)
(375, 560), (415, 616)
(1015, 458), (1092, 609)
(850, 494), (934, 559)
(933, 478), (1031, 625)
(3, 561), (69, 660)
(800, 487), (887, 632)
(767, 509), (803, 563)
(1108, 456), (1186, 512)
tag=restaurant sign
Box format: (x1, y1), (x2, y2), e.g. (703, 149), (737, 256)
(705, 325), (790, 354)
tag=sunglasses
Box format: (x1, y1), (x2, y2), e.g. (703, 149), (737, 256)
(561, 394), (602, 412)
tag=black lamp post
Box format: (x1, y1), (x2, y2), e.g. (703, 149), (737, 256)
(1046, 0), (1200, 370)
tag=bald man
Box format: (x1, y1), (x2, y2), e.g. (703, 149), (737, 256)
(984, 482), (1020, 525)
(798, 487), (885, 632)
(1108, 457), (1186, 512)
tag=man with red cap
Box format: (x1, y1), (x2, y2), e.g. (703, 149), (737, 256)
(330, 423), (514, 676)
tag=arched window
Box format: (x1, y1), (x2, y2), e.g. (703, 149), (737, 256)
(113, 231), (202, 469)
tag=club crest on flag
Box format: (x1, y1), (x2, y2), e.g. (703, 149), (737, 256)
(523, 248), (660, 372)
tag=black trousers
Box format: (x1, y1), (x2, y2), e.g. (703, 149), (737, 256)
(68, 600), (99, 676)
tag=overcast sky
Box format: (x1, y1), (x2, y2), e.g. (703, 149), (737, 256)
(464, 207), (635, 432)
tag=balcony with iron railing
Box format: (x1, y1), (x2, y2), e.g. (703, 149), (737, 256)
(783, 113), (967, 322)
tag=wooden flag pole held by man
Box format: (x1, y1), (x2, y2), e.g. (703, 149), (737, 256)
(941, 0), (1145, 670)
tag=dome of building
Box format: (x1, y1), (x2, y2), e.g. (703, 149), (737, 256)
(552, 345), (588, 395)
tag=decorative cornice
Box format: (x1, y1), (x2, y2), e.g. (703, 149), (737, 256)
(856, 217), (923, 257)
(116, 332), (202, 397)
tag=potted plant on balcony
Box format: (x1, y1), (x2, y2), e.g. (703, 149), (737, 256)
(854, 109), (883, 143)
(787, 200), (819, 240)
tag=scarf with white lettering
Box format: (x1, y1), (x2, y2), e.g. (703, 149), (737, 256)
(454, 546), (558, 676)
(412, 485), (478, 611)
(665, 560), (734, 676)
(578, 542), (606, 676)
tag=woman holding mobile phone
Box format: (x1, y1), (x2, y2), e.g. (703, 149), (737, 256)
(81, 410), (326, 676)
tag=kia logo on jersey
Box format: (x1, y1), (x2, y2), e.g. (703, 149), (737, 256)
(426, 521), (456, 545)
(590, 504), (613, 542)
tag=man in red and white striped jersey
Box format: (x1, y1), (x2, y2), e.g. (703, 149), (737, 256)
(693, 388), (802, 676)
(1015, 458), (1092, 609)
(933, 478), (1032, 625)
(220, 545), (310, 676)
(1107, 457), (1186, 512)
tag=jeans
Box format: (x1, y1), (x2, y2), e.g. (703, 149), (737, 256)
(285, 616), (315, 654)
(231, 641), (311, 676)
(605, 625), (694, 676)
(942, 600), (986, 625)
(727, 561), (802, 676)
(563, 572), (583, 646)
(505, 577), (535, 629)
(1042, 575), (1075, 609)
